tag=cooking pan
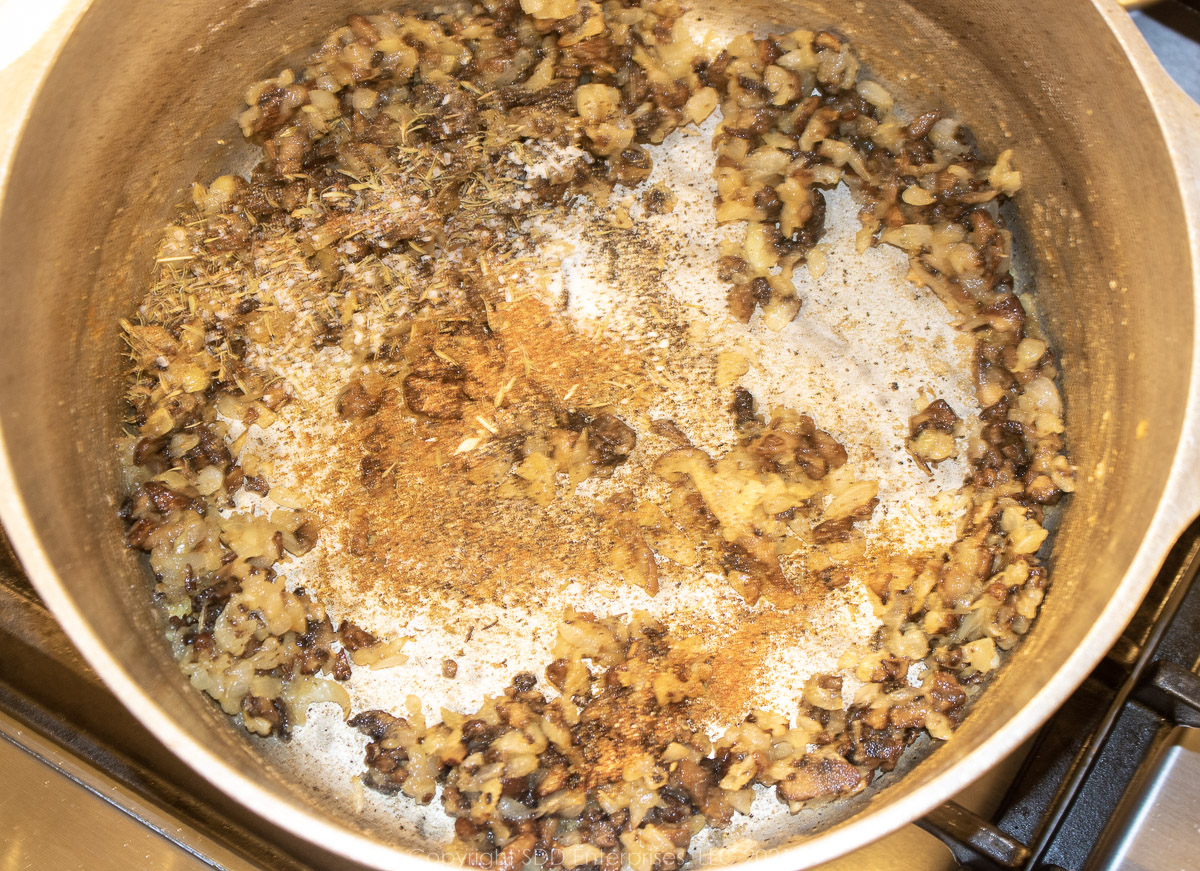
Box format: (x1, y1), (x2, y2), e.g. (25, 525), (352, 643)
(0, 0), (1198, 867)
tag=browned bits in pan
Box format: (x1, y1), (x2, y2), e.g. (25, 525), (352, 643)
(114, 0), (1072, 864)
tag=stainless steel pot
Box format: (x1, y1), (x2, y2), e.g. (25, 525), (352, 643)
(1, 1), (1197, 867)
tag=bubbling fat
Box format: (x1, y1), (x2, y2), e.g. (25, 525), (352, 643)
(116, 1), (1073, 867)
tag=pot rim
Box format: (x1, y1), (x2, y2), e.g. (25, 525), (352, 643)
(1, 1), (1198, 867)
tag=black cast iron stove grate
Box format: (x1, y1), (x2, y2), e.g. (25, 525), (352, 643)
(918, 515), (1200, 871)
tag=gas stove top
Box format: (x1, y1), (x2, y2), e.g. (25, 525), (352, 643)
(2, 4), (1199, 870)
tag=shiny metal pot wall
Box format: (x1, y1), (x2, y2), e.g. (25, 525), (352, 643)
(1, 1), (1198, 868)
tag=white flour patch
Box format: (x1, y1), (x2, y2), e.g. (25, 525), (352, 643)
(544, 117), (977, 554)
(241, 119), (978, 837)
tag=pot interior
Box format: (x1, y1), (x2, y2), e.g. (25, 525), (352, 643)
(0, 0), (1192, 864)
